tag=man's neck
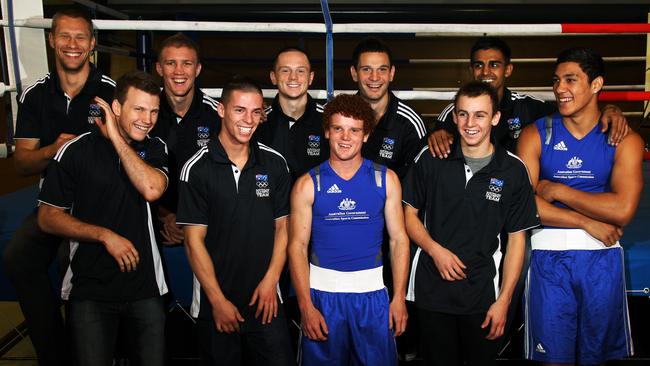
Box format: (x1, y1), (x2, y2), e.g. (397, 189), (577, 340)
(365, 93), (390, 125)
(328, 155), (363, 180)
(461, 140), (494, 159)
(56, 63), (91, 99)
(497, 87), (505, 105)
(562, 102), (601, 139)
(218, 132), (250, 170)
(166, 89), (195, 118)
(278, 93), (308, 120)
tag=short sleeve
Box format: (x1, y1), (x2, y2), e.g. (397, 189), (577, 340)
(14, 91), (41, 140)
(272, 159), (291, 219)
(504, 165), (540, 233)
(401, 149), (430, 210)
(146, 137), (169, 176)
(176, 159), (209, 226)
(38, 141), (80, 209)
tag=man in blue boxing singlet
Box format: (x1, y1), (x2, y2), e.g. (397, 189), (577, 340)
(288, 94), (410, 365)
(517, 47), (644, 366)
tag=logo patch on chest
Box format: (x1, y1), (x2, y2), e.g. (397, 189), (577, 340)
(379, 137), (395, 159)
(255, 174), (270, 197)
(566, 156), (583, 169)
(338, 198), (356, 210)
(508, 117), (522, 139)
(485, 177), (503, 202)
(307, 135), (321, 156)
(197, 126), (210, 147)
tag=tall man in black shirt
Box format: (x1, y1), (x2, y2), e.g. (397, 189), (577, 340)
(151, 33), (221, 245)
(2, 9), (115, 365)
(38, 70), (168, 366)
(178, 76), (293, 366)
(403, 81), (539, 366)
(256, 47), (328, 182)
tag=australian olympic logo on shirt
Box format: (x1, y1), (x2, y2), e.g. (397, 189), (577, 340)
(255, 174), (270, 197)
(197, 126), (210, 147)
(508, 117), (522, 139)
(379, 137), (395, 159)
(553, 156), (594, 180)
(485, 177), (503, 202)
(307, 135), (321, 156)
(566, 156), (583, 169)
(137, 150), (146, 159)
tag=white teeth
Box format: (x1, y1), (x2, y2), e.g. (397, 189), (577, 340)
(559, 97), (572, 103)
(465, 129), (478, 135)
(134, 124), (149, 131)
(64, 52), (81, 57)
(238, 126), (252, 135)
(480, 79), (494, 83)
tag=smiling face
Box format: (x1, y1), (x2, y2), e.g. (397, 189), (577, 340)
(113, 87), (160, 142)
(350, 51), (395, 103)
(453, 94), (500, 152)
(48, 15), (95, 74)
(156, 45), (201, 99)
(270, 50), (313, 100)
(470, 48), (512, 98)
(553, 61), (602, 119)
(325, 113), (369, 162)
(217, 90), (264, 146)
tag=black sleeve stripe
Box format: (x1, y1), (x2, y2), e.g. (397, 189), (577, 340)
(180, 146), (208, 182)
(53, 132), (91, 162)
(438, 103), (455, 122)
(397, 102), (426, 138)
(19, 74), (50, 103)
(258, 142), (290, 173)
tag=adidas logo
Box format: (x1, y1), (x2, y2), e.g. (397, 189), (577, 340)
(553, 141), (568, 151)
(535, 343), (546, 354)
(327, 184), (342, 194)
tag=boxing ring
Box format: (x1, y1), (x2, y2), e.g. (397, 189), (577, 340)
(0, 1), (649, 307)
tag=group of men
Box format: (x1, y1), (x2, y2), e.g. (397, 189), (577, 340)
(1, 7), (644, 366)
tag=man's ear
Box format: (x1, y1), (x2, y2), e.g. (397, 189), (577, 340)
(505, 63), (513, 79)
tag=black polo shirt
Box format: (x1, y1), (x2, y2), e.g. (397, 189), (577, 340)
(362, 91), (428, 178)
(435, 88), (556, 152)
(38, 131), (169, 302)
(149, 89), (221, 212)
(15, 64), (116, 151)
(255, 94), (328, 181)
(402, 141), (539, 315)
(176, 138), (290, 320)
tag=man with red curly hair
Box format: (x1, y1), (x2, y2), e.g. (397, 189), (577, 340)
(288, 94), (409, 365)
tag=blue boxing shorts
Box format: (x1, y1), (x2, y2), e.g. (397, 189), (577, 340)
(299, 265), (397, 366)
(524, 229), (633, 365)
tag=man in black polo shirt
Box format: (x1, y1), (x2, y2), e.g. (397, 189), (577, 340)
(428, 36), (628, 158)
(150, 32), (221, 245)
(2, 9), (115, 365)
(37, 70), (168, 366)
(402, 81), (539, 366)
(350, 37), (427, 179)
(256, 47), (328, 182)
(177, 76), (293, 366)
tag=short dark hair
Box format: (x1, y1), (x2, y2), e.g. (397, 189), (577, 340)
(454, 81), (499, 115)
(114, 70), (160, 104)
(272, 46), (311, 70)
(352, 37), (393, 68)
(51, 8), (94, 35)
(158, 33), (201, 63)
(556, 47), (604, 83)
(470, 37), (511, 64)
(221, 75), (263, 106)
(322, 94), (375, 135)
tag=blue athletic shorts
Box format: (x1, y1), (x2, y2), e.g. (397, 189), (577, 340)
(300, 288), (397, 366)
(524, 247), (633, 365)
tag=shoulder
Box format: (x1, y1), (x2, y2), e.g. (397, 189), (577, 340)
(437, 102), (455, 121)
(510, 90), (546, 105)
(395, 100), (427, 138)
(98, 74), (116, 89)
(615, 130), (644, 160)
(503, 150), (533, 184)
(18, 73), (51, 104)
(200, 91), (220, 113)
(314, 102), (325, 114)
(146, 135), (169, 154)
(292, 170), (315, 200)
(180, 145), (210, 182)
(257, 142), (289, 172)
(53, 132), (93, 162)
